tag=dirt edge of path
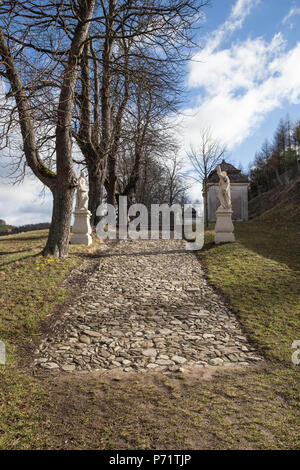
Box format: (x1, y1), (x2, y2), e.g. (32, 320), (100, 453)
(17, 241), (119, 374)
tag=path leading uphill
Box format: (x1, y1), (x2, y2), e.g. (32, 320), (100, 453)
(34, 238), (262, 374)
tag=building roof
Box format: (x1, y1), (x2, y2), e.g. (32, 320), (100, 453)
(207, 160), (249, 183)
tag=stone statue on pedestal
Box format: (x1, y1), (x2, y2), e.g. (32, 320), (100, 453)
(76, 171), (89, 210)
(71, 171), (92, 246)
(216, 165), (231, 210)
(214, 165), (235, 244)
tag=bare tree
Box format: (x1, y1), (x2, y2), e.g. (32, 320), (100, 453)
(73, 0), (210, 221)
(187, 128), (226, 226)
(0, 0), (96, 257)
(116, 79), (181, 209)
(162, 153), (190, 206)
(0, 0), (210, 244)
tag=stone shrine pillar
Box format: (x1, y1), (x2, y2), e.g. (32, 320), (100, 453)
(71, 171), (93, 246)
(214, 207), (235, 243)
(214, 165), (235, 244)
(71, 209), (92, 246)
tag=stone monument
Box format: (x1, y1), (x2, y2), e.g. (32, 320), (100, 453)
(71, 171), (92, 246)
(214, 165), (235, 244)
(206, 160), (249, 222)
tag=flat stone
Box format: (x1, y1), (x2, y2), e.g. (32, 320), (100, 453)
(209, 358), (224, 366)
(32, 238), (262, 374)
(247, 356), (262, 362)
(171, 355), (187, 364)
(142, 348), (157, 357)
(43, 362), (59, 369)
(111, 331), (124, 337)
(35, 358), (48, 364)
(158, 329), (173, 335)
(122, 359), (132, 366)
(168, 365), (181, 372)
(79, 335), (91, 345)
(111, 361), (121, 367)
(99, 348), (110, 358)
(83, 330), (101, 337)
(156, 359), (173, 366)
(147, 363), (159, 369)
(61, 364), (76, 372)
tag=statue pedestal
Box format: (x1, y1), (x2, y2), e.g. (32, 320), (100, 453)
(214, 207), (235, 244)
(71, 209), (92, 246)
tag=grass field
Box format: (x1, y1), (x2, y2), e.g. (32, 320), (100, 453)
(0, 217), (299, 449)
(0, 225), (14, 234)
(0, 230), (99, 449)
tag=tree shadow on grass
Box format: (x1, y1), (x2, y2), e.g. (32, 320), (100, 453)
(199, 241), (215, 253)
(0, 252), (40, 268)
(0, 249), (34, 255)
(0, 234), (47, 243)
(235, 222), (300, 272)
(200, 222), (300, 272)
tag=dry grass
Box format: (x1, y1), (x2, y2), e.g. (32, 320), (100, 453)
(200, 220), (300, 364)
(0, 214), (299, 449)
(0, 230), (100, 449)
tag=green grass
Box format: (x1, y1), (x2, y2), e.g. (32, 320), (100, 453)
(0, 230), (99, 449)
(0, 366), (48, 449)
(0, 216), (299, 449)
(200, 219), (300, 364)
(38, 216), (299, 450)
(0, 225), (14, 233)
(0, 230), (84, 345)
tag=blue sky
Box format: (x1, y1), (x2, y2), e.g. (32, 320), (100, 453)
(181, 0), (300, 178)
(1, 0), (300, 224)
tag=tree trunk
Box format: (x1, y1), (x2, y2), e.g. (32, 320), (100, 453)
(275, 168), (283, 185)
(107, 156), (117, 206)
(0, 1), (96, 258)
(42, 184), (75, 257)
(203, 178), (209, 227)
(88, 169), (105, 227)
(204, 192), (209, 227)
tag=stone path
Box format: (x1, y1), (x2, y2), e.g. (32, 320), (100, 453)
(34, 238), (263, 374)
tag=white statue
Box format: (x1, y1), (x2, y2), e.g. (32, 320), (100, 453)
(216, 165), (231, 210)
(76, 171), (89, 210)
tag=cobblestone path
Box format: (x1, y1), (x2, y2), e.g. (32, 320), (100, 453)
(34, 238), (263, 373)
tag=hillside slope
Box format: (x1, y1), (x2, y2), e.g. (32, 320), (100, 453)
(248, 177), (300, 225)
(0, 224), (14, 233)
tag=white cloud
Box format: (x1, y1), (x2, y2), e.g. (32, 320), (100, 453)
(0, 75), (85, 225)
(189, 33), (286, 92)
(187, 181), (203, 202)
(282, 6), (300, 24)
(203, 0), (261, 54)
(180, 1), (300, 155)
(0, 175), (52, 226)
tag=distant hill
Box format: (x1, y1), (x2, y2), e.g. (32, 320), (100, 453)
(248, 177), (300, 226)
(0, 224), (14, 233)
(0, 222), (50, 236)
